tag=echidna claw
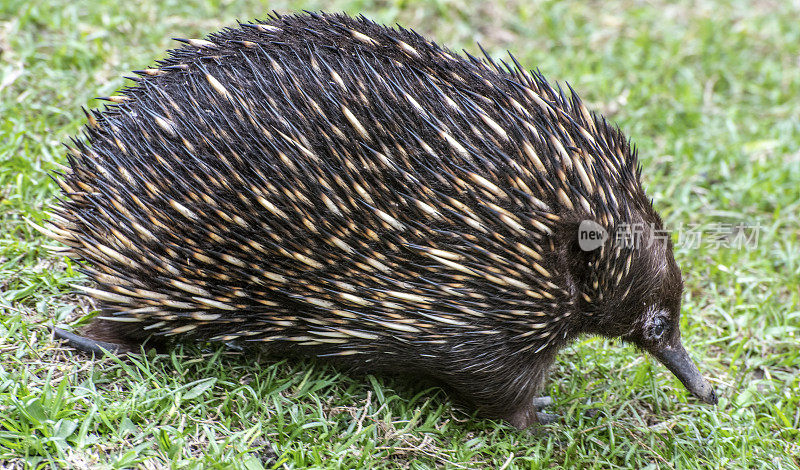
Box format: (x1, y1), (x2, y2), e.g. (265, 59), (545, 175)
(531, 396), (553, 409)
(535, 412), (559, 425)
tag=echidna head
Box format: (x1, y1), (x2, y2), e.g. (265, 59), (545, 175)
(571, 217), (717, 405)
(622, 248), (717, 406)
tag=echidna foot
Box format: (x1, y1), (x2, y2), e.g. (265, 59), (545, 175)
(533, 396), (559, 425)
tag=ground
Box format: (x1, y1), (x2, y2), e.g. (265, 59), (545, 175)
(1, 0), (798, 468)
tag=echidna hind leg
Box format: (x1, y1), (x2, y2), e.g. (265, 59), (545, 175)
(53, 318), (154, 354)
(52, 327), (126, 355)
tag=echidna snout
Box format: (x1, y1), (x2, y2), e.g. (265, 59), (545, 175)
(47, 11), (716, 428)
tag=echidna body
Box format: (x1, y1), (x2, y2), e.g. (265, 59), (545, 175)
(49, 12), (716, 428)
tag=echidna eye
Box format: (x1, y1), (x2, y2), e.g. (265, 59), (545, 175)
(650, 317), (666, 340)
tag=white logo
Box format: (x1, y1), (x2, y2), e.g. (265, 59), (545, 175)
(578, 220), (607, 251)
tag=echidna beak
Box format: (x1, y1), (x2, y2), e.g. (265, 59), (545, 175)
(649, 342), (718, 405)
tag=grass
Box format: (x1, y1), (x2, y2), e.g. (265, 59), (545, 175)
(1, 0), (799, 467)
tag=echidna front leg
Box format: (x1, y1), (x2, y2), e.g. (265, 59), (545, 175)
(504, 397), (558, 428)
(452, 351), (559, 429)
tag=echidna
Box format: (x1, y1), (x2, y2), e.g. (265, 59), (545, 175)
(44, 11), (716, 428)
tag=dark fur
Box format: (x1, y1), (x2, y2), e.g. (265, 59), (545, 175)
(51, 12), (687, 428)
